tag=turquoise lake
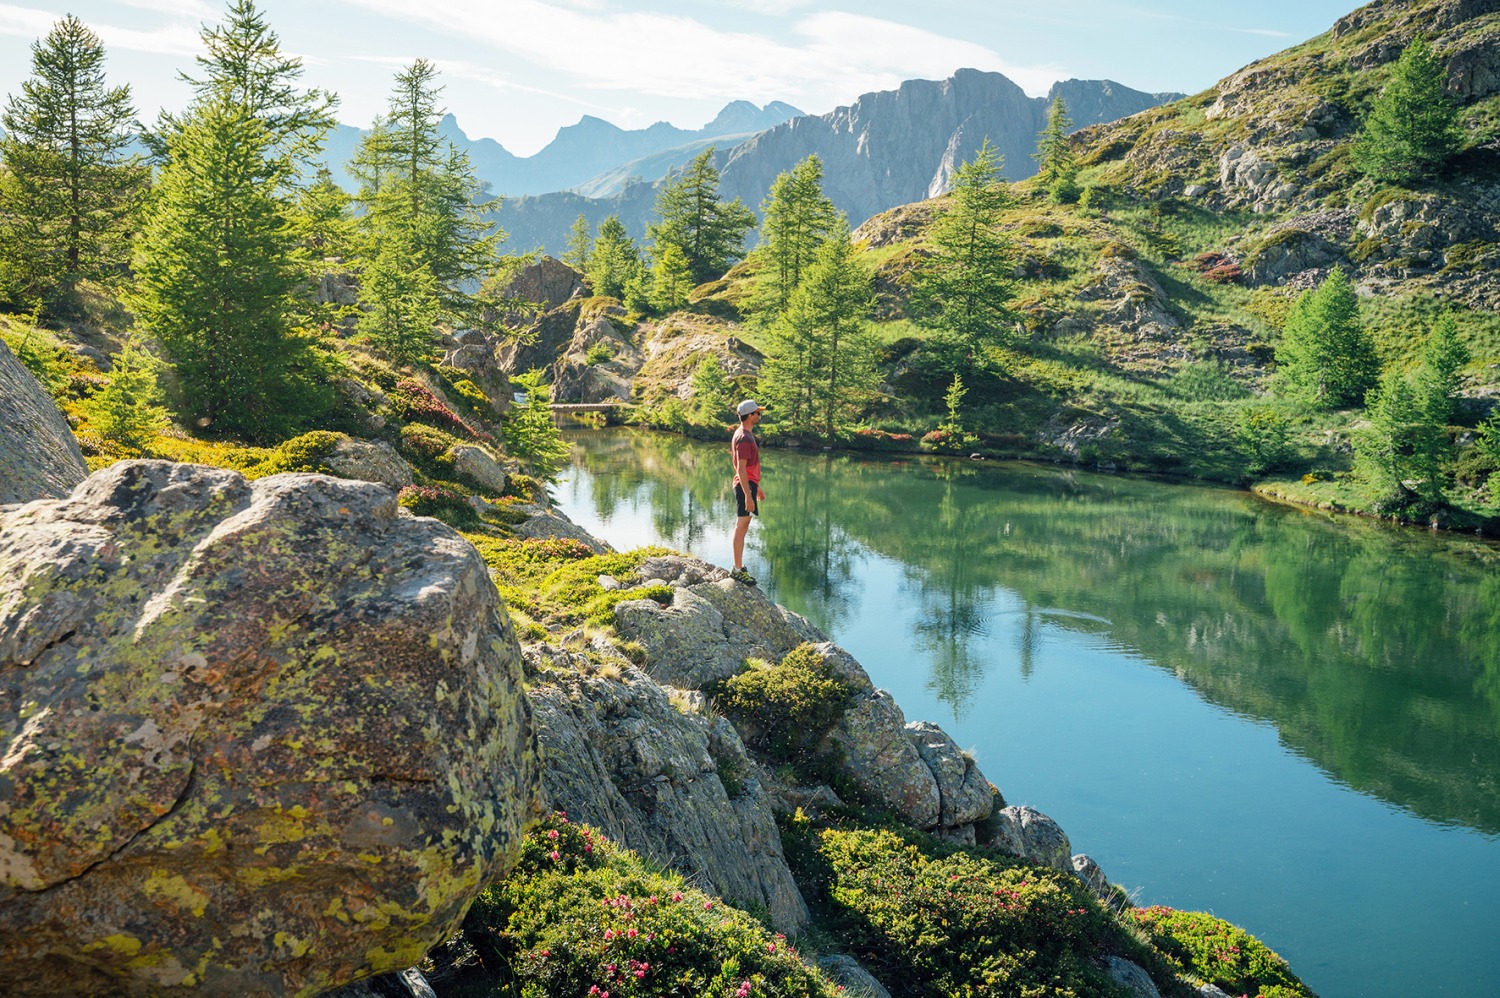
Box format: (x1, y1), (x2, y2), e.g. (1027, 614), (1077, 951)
(553, 427), (1500, 998)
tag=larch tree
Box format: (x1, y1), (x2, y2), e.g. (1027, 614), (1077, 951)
(563, 212), (592, 272)
(130, 1), (333, 439)
(351, 58), (501, 360)
(756, 154), (838, 316)
(0, 14), (145, 316)
(587, 214), (640, 300)
(131, 95), (318, 439)
(152, 0), (335, 171)
(909, 139), (1017, 367)
(1033, 95), (1080, 204)
(1274, 267), (1379, 409)
(758, 217), (879, 441)
(1352, 36), (1462, 185)
(648, 147), (755, 285)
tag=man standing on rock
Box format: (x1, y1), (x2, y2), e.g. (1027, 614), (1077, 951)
(730, 399), (766, 586)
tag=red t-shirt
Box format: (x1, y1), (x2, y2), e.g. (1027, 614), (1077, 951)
(731, 426), (760, 485)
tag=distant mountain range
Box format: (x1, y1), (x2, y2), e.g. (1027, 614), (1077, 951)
(493, 70), (1183, 257)
(315, 100), (804, 198)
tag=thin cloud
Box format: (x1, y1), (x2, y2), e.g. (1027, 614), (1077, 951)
(0, 4), (58, 38)
(336, 0), (1061, 108)
(0, 4), (199, 54)
(110, 0), (216, 18)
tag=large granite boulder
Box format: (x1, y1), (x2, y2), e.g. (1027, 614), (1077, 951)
(526, 655), (809, 931)
(0, 461), (541, 997)
(0, 337), (87, 505)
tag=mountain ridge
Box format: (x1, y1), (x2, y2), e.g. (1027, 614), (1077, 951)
(493, 70), (1181, 256)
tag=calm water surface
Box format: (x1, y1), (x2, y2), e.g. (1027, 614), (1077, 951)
(552, 427), (1500, 998)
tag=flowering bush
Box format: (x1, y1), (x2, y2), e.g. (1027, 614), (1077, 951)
(797, 825), (1136, 997)
(462, 813), (842, 998)
(391, 378), (492, 443)
(1127, 906), (1314, 998)
(396, 482), (479, 527)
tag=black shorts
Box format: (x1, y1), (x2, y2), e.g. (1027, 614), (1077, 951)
(735, 482), (760, 518)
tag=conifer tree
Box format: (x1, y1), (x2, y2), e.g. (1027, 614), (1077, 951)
(690, 354), (736, 425)
(564, 212), (592, 272)
(757, 155), (838, 316)
(587, 215), (640, 300)
(131, 94), (320, 439)
(1355, 367), (1444, 514)
(1274, 267), (1379, 409)
(649, 147), (756, 285)
(1416, 313), (1469, 426)
(1351, 36), (1462, 185)
(0, 15), (145, 315)
(910, 140), (1016, 366)
(759, 218), (878, 440)
(291, 165), (356, 263)
(81, 340), (169, 453)
(649, 243), (694, 311)
(352, 59), (500, 358)
(1033, 95), (1080, 204)
(152, 0), (335, 170)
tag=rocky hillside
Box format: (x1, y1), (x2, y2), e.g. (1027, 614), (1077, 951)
(1, 295), (1315, 998)
(496, 70), (1181, 255)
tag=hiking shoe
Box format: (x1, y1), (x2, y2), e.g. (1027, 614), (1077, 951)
(729, 567), (757, 586)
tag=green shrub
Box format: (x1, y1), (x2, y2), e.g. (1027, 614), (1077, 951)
(714, 644), (855, 767)
(250, 430), (345, 477)
(585, 342), (614, 365)
(799, 825), (1136, 997)
(1127, 906), (1314, 998)
(460, 813), (842, 998)
(399, 422), (462, 463)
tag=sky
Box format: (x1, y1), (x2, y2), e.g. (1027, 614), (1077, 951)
(0, 0), (1363, 156)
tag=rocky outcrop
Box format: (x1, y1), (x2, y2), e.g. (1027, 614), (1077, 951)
(1240, 211), (1355, 286)
(526, 652), (809, 931)
(907, 721), (994, 828)
(324, 437), (413, 489)
(551, 313), (644, 404)
(611, 557), (997, 836)
(509, 501), (613, 553)
(0, 461), (540, 997)
(497, 255), (585, 316)
(0, 338), (87, 505)
(439, 329), (513, 419)
(613, 571), (823, 688)
(449, 444), (509, 494)
(981, 805), (1074, 872)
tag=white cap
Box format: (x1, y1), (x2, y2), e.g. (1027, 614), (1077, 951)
(736, 399), (764, 418)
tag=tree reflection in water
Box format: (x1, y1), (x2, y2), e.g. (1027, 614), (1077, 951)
(559, 428), (1500, 836)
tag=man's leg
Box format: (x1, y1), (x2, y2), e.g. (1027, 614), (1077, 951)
(732, 514), (751, 569)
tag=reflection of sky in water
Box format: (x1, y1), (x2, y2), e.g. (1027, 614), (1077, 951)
(555, 430), (1500, 998)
